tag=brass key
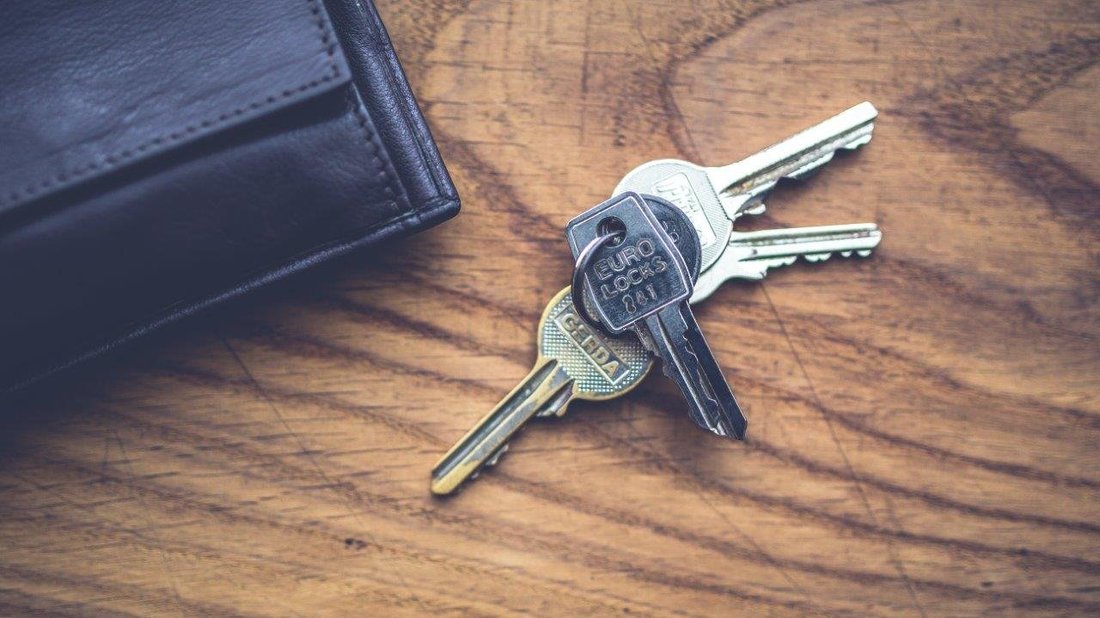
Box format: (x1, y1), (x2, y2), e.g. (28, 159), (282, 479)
(430, 287), (653, 495)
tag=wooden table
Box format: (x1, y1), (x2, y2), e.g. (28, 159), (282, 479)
(3, 1), (1098, 615)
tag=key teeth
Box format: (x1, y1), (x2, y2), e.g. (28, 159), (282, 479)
(743, 203), (767, 217)
(804, 252), (833, 263)
(839, 249), (877, 258)
(467, 442), (509, 485)
(485, 443), (510, 467)
(843, 132), (874, 150)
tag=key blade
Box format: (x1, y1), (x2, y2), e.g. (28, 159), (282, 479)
(678, 312), (747, 438)
(643, 310), (747, 439)
(708, 102), (877, 220)
(713, 102), (877, 190)
(431, 359), (572, 495)
(689, 223), (882, 303)
(730, 222), (881, 260)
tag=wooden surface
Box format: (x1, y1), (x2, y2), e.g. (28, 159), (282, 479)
(2, 1), (1099, 615)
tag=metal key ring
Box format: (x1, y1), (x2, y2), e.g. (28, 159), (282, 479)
(571, 231), (619, 328)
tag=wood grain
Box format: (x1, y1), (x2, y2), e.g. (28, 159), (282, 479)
(2, 1), (1098, 615)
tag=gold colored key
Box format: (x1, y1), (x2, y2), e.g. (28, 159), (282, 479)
(430, 287), (653, 495)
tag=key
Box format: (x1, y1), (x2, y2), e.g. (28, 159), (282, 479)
(430, 287), (654, 495)
(614, 102), (877, 275)
(643, 194), (702, 284)
(566, 192), (747, 439)
(691, 222), (882, 302)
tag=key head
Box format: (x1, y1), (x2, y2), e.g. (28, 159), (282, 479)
(537, 287), (652, 403)
(615, 160), (732, 273)
(566, 192), (692, 334)
(640, 194), (702, 283)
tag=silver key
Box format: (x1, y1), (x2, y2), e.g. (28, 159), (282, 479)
(691, 223), (882, 302)
(614, 102), (877, 274)
(430, 287), (653, 495)
(566, 193), (747, 439)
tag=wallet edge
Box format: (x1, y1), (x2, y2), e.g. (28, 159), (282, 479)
(2, 193), (459, 395)
(323, 0), (461, 216)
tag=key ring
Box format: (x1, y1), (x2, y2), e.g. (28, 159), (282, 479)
(571, 231), (619, 328)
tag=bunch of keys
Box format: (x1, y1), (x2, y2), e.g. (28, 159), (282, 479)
(430, 196), (707, 495)
(431, 102), (882, 495)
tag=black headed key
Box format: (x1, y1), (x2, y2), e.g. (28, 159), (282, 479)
(642, 194), (702, 284)
(566, 192), (747, 439)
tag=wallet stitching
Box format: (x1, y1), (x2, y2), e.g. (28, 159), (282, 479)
(1, 0), (343, 209)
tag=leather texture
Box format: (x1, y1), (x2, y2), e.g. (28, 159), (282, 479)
(0, 0), (460, 393)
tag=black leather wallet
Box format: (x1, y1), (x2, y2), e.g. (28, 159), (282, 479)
(0, 0), (460, 393)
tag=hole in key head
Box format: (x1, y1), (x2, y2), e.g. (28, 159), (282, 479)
(597, 216), (626, 246)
